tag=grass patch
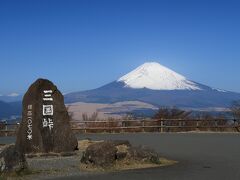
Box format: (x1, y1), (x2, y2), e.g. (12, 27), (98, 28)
(0, 168), (40, 179)
(80, 157), (177, 172)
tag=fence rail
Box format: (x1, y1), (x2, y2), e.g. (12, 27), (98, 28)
(0, 119), (240, 136)
(0, 122), (19, 136)
(70, 119), (240, 133)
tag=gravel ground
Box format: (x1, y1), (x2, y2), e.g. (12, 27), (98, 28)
(25, 154), (95, 179)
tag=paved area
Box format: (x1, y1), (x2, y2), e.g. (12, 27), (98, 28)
(1, 133), (240, 180)
(70, 133), (240, 180)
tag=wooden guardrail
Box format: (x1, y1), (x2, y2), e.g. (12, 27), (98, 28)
(0, 122), (20, 136)
(0, 119), (239, 136)
(70, 119), (240, 133)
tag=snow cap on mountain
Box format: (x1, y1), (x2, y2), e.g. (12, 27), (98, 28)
(118, 62), (201, 90)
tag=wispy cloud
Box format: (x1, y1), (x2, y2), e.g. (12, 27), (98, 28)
(7, 93), (19, 97)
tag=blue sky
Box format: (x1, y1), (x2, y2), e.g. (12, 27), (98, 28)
(0, 0), (240, 95)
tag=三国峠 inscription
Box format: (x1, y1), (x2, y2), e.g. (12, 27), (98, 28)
(42, 90), (54, 131)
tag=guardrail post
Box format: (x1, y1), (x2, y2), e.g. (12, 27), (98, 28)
(215, 119), (218, 132)
(104, 121), (106, 133)
(196, 120), (199, 131)
(160, 119), (164, 133)
(142, 120), (145, 132)
(84, 122), (87, 133)
(179, 120), (181, 131)
(5, 122), (7, 137)
(121, 121), (123, 133)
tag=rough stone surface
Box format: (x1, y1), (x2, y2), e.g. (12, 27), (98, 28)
(16, 79), (78, 153)
(0, 145), (27, 173)
(81, 140), (161, 168)
(128, 146), (160, 164)
(81, 142), (117, 167)
(116, 151), (127, 160)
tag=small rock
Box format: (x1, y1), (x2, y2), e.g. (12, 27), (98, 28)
(0, 145), (27, 173)
(128, 146), (160, 164)
(115, 143), (129, 160)
(81, 142), (117, 167)
(116, 152), (127, 160)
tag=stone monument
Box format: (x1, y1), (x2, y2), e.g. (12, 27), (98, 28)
(16, 79), (78, 153)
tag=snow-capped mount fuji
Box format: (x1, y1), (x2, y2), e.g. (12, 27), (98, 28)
(118, 62), (201, 90)
(65, 62), (240, 109)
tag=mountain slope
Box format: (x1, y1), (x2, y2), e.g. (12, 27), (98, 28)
(0, 100), (22, 119)
(65, 81), (240, 108)
(0, 94), (23, 102)
(65, 62), (240, 108)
